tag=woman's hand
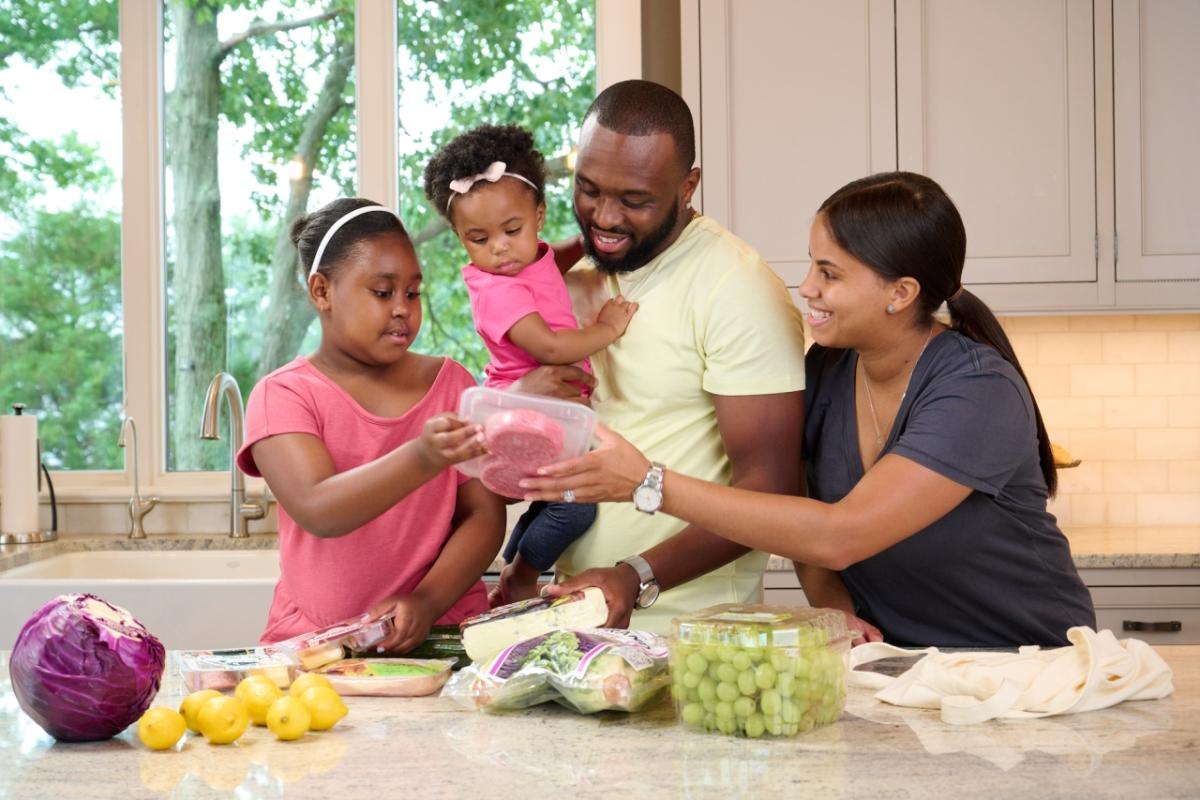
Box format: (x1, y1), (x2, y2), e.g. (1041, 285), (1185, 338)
(543, 565), (641, 628)
(509, 365), (595, 401)
(416, 413), (486, 469)
(844, 613), (884, 646)
(367, 594), (436, 655)
(519, 425), (650, 504)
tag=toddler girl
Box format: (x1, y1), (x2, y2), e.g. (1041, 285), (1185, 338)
(237, 197), (505, 654)
(423, 124), (636, 604)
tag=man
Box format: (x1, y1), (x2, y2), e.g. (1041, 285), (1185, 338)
(531, 80), (806, 633)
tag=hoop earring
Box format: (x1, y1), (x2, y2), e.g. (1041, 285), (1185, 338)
(886, 304), (896, 315)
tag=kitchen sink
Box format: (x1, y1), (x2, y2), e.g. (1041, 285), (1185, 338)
(0, 550), (279, 650)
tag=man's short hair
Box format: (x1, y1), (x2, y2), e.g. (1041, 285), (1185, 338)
(584, 80), (696, 172)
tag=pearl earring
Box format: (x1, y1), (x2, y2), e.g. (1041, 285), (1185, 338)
(886, 304), (896, 315)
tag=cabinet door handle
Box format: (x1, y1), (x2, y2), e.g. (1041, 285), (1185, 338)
(1122, 620), (1182, 633)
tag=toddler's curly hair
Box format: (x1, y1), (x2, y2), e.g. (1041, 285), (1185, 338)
(423, 124), (546, 222)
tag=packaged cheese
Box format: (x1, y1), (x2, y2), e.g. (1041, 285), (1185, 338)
(313, 658), (455, 697)
(177, 647), (300, 692)
(459, 588), (608, 662)
(277, 613), (396, 670)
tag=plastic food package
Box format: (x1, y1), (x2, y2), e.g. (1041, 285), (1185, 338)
(669, 604), (852, 738)
(459, 587), (608, 662)
(442, 628), (670, 714)
(177, 647), (300, 692)
(313, 658), (456, 697)
(276, 614), (395, 670)
(455, 387), (597, 498)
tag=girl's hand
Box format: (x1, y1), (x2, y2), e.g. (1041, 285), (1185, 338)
(596, 295), (638, 338)
(510, 365), (595, 400)
(367, 594), (436, 655)
(417, 413), (486, 469)
(519, 425), (649, 504)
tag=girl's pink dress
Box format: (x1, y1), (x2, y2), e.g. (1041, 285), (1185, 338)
(237, 356), (487, 642)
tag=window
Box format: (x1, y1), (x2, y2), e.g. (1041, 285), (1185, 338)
(0, 3), (123, 470)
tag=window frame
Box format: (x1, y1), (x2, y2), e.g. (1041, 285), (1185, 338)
(52, 0), (632, 503)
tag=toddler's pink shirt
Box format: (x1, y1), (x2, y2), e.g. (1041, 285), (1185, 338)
(462, 241), (592, 390)
(236, 356), (487, 643)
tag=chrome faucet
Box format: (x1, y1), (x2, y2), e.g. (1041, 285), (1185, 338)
(117, 416), (159, 539)
(200, 373), (267, 538)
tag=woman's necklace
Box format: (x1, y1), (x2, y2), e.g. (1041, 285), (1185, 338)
(860, 326), (937, 451)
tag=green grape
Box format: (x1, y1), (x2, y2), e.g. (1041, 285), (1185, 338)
(781, 722), (800, 737)
(792, 695), (810, 715)
(670, 684), (686, 701)
(776, 671), (795, 697)
(737, 670), (757, 696)
(716, 716), (739, 735)
(770, 650), (793, 673)
(765, 716), (784, 736)
(707, 663), (722, 681)
(794, 678), (811, 700)
(821, 688), (834, 707)
(682, 670), (702, 689)
(743, 712), (766, 739)
(703, 713), (717, 732)
(731, 651), (752, 671)
(697, 677), (717, 701)
(702, 698), (717, 712)
(714, 701), (735, 721)
(791, 653), (810, 677)
(717, 645), (737, 663)
(700, 645), (720, 662)
(716, 663), (738, 684)
(733, 696), (756, 718)
(745, 647), (765, 663)
(716, 681), (740, 703)
(759, 688), (781, 717)
(781, 698), (799, 724)
(754, 662), (777, 690)
(686, 652), (709, 675)
(681, 702), (705, 726)
(798, 714), (816, 733)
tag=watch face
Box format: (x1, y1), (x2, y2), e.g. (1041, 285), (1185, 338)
(637, 582), (660, 609)
(633, 485), (661, 512)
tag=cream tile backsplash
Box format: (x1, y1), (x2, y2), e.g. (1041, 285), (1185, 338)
(33, 314), (1200, 536)
(1002, 314), (1200, 526)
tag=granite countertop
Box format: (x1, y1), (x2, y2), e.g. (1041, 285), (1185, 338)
(3, 525), (1198, 576)
(0, 646), (1196, 798)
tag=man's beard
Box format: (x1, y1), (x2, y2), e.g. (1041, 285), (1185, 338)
(575, 198), (681, 275)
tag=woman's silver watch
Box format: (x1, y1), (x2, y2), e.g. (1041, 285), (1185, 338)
(617, 554), (660, 610)
(632, 462), (665, 514)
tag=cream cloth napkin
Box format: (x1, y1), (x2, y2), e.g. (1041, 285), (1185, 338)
(847, 627), (1174, 724)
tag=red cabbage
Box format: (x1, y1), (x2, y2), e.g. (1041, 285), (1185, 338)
(9, 593), (165, 742)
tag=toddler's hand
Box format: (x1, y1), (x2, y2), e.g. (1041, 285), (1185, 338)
(417, 412), (486, 469)
(596, 295), (638, 338)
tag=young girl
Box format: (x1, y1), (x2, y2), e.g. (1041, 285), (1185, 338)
(236, 197), (505, 654)
(423, 124), (637, 605)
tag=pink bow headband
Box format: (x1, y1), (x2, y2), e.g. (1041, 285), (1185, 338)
(446, 161), (538, 212)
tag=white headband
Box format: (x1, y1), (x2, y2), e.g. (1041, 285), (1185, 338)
(446, 160), (538, 212)
(307, 205), (396, 279)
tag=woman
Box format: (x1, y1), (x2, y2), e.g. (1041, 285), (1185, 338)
(523, 172), (1096, 648)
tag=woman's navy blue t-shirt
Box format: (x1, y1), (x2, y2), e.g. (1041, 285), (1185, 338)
(803, 330), (1095, 647)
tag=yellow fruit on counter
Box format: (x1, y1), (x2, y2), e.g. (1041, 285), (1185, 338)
(288, 671), (334, 698)
(299, 686), (348, 731)
(236, 675), (284, 726)
(266, 696), (311, 741)
(137, 706), (186, 750)
(197, 695), (250, 745)
(179, 689), (222, 734)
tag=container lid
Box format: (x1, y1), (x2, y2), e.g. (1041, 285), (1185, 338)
(671, 604), (849, 649)
(177, 647), (299, 673)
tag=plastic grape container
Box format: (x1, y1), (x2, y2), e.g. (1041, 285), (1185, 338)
(669, 604), (851, 738)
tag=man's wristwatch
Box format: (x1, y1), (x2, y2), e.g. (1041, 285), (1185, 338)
(632, 462), (665, 514)
(617, 554), (660, 610)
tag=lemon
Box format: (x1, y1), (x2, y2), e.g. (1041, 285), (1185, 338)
(179, 689), (223, 733)
(137, 706), (186, 750)
(266, 696), (311, 741)
(197, 695), (250, 745)
(287, 672), (334, 698)
(236, 675), (284, 726)
(299, 686), (348, 731)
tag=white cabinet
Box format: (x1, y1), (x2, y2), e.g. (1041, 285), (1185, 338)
(682, 0), (1200, 311)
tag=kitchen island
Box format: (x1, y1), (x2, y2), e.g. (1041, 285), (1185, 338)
(1, 646), (1196, 799)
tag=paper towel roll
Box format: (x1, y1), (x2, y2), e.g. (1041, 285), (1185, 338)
(1, 412), (40, 534)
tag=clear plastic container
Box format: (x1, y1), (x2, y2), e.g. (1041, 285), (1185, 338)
(455, 387), (597, 498)
(276, 614), (396, 670)
(669, 604), (851, 738)
(177, 647), (300, 692)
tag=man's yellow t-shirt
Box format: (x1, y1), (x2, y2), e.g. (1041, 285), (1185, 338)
(559, 214), (807, 633)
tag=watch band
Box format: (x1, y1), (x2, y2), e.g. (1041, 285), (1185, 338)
(618, 553), (655, 586)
